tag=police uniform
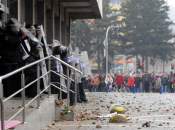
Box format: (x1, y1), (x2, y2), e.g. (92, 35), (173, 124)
(2, 20), (24, 97)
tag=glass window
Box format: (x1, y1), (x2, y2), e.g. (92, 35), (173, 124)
(110, 0), (120, 5)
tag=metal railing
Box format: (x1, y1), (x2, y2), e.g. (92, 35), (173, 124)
(0, 55), (82, 130)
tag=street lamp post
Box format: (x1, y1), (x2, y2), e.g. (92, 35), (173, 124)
(105, 26), (119, 76)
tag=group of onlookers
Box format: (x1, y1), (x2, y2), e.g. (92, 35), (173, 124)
(87, 71), (175, 93)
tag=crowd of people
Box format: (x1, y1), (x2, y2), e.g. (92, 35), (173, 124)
(87, 71), (175, 93)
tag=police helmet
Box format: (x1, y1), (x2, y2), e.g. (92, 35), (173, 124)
(26, 24), (35, 31)
(34, 24), (41, 31)
(30, 43), (43, 55)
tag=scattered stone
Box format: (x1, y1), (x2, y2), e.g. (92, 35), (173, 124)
(100, 100), (103, 102)
(142, 122), (150, 127)
(29, 105), (34, 108)
(159, 123), (163, 126)
(54, 119), (59, 122)
(12, 107), (14, 109)
(96, 125), (102, 129)
(52, 123), (55, 125)
(138, 127), (142, 129)
(92, 122), (96, 124)
(17, 106), (21, 109)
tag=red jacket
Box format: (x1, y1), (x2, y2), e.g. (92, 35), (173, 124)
(172, 77), (175, 84)
(114, 75), (124, 86)
(128, 77), (134, 86)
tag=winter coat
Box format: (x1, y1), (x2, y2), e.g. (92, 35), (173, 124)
(161, 77), (168, 85)
(128, 77), (134, 86)
(142, 74), (151, 84)
(50, 59), (59, 82)
(155, 78), (161, 89)
(24, 55), (38, 76)
(172, 77), (175, 85)
(91, 77), (100, 86)
(134, 77), (141, 88)
(124, 76), (129, 83)
(114, 75), (124, 86)
(167, 75), (172, 85)
(105, 77), (113, 89)
(1, 30), (23, 63)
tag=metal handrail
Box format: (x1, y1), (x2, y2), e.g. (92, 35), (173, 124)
(0, 55), (81, 130)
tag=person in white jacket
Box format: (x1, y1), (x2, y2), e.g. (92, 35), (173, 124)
(105, 74), (113, 92)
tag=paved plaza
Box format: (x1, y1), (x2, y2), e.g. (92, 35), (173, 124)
(47, 92), (175, 130)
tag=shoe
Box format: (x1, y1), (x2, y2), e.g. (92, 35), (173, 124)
(78, 99), (82, 103)
(82, 99), (88, 102)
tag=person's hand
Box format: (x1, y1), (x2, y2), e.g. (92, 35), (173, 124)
(21, 31), (27, 39)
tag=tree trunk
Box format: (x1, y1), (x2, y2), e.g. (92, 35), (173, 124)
(97, 48), (100, 73)
(146, 56), (148, 72)
(136, 55), (138, 73)
(163, 60), (165, 73)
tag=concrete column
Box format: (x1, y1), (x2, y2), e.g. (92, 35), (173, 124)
(55, 17), (60, 41)
(66, 26), (70, 45)
(9, 0), (17, 20)
(61, 22), (65, 45)
(25, 0), (33, 24)
(46, 10), (53, 44)
(36, 1), (47, 35)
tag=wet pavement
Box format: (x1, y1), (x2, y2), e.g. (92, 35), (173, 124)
(46, 92), (175, 130)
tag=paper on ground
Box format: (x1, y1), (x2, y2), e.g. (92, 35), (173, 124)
(96, 112), (117, 118)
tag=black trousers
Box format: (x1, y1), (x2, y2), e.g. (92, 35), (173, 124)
(144, 83), (150, 93)
(79, 82), (86, 101)
(25, 73), (44, 97)
(3, 65), (21, 97)
(118, 85), (121, 91)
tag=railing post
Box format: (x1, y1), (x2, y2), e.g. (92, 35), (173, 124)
(59, 63), (62, 100)
(0, 78), (5, 130)
(74, 71), (77, 105)
(21, 70), (26, 124)
(67, 67), (70, 111)
(37, 63), (41, 109)
(48, 58), (51, 98)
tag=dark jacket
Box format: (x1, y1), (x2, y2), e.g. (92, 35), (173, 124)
(134, 77), (141, 88)
(161, 77), (168, 85)
(124, 76), (129, 83)
(167, 75), (172, 85)
(2, 30), (23, 63)
(142, 74), (151, 84)
(50, 59), (59, 82)
(24, 55), (38, 76)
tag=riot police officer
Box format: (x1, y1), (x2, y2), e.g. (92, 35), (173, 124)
(34, 24), (47, 57)
(2, 19), (27, 97)
(24, 43), (44, 97)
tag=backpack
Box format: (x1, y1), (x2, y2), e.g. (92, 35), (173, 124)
(145, 75), (149, 83)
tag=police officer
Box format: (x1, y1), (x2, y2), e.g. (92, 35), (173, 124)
(34, 24), (47, 57)
(24, 43), (44, 97)
(2, 19), (27, 97)
(21, 24), (36, 55)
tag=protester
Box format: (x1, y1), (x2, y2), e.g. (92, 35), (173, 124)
(134, 73), (142, 92)
(91, 74), (100, 92)
(142, 71), (151, 93)
(114, 73), (124, 92)
(167, 72), (173, 93)
(155, 74), (161, 93)
(128, 74), (134, 92)
(105, 74), (113, 92)
(161, 74), (168, 93)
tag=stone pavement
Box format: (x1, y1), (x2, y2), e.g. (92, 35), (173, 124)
(46, 92), (175, 130)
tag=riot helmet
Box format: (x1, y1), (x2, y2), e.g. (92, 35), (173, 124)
(5, 19), (17, 33)
(26, 24), (36, 35)
(34, 24), (41, 35)
(30, 43), (43, 56)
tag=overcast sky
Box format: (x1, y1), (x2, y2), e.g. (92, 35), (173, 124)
(168, 0), (175, 30)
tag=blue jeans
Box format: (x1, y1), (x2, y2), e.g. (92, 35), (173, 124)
(142, 83), (144, 92)
(91, 86), (98, 92)
(129, 86), (133, 92)
(162, 85), (168, 93)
